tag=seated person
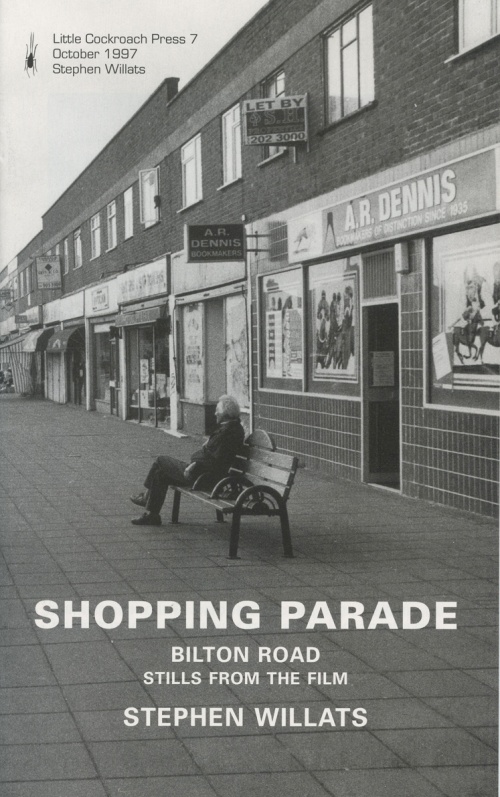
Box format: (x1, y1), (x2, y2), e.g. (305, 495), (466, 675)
(130, 394), (245, 526)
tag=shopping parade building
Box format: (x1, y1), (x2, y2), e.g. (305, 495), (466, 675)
(0, 0), (498, 517)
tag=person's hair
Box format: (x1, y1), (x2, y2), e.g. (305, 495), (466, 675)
(217, 395), (240, 419)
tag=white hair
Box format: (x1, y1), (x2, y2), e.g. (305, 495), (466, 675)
(217, 395), (240, 419)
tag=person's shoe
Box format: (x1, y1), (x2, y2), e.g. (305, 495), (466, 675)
(130, 492), (148, 507)
(131, 513), (161, 526)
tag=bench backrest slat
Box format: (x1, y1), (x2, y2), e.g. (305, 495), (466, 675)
(229, 448), (298, 499)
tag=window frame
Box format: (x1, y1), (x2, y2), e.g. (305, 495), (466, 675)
(73, 229), (82, 270)
(324, 3), (374, 125)
(139, 167), (160, 228)
(458, 0), (500, 52)
(124, 186), (134, 239)
(260, 69), (286, 160)
(222, 104), (242, 185)
(90, 212), (101, 259)
(181, 134), (203, 208)
(106, 201), (117, 251)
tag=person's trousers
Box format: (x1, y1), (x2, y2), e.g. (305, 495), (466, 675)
(144, 456), (192, 514)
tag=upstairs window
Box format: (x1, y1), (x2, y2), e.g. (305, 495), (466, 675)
(326, 4), (374, 123)
(74, 229), (82, 269)
(124, 186), (134, 239)
(181, 134), (203, 208)
(222, 105), (242, 184)
(63, 238), (69, 274)
(459, 0), (499, 51)
(91, 213), (101, 259)
(107, 201), (117, 250)
(139, 168), (160, 227)
(261, 70), (285, 159)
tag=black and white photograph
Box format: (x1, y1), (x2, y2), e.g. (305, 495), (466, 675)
(0, 1), (498, 796)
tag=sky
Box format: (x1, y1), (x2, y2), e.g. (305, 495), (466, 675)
(0, 0), (270, 268)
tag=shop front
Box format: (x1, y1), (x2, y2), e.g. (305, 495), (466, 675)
(172, 250), (249, 435)
(115, 257), (171, 429)
(250, 134), (500, 516)
(43, 292), (85, 405)
(85, 280), (120, 415)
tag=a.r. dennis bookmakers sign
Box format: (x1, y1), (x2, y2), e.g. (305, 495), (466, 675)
(187, 224), (244, 262)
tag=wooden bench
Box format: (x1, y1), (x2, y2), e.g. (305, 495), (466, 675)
(171, 431), (299, 559)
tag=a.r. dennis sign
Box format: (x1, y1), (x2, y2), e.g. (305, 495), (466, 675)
(187, 225), (244, 263)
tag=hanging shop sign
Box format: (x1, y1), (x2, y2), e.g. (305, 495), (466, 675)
(242, 95), (308, 146)
(36, 255), (62, 289)
(186, 225), (244, 262)
(287, 147), (499, 261)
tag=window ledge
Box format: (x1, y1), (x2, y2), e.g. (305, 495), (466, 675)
(317, 100), (378, 136)
(105, 246), (117, 253)
(143, 220), (161, 231)
(257, 150), (288, 168)
(177, 199), (203, 214)
(217, 177), (243, 191)
(445, 32), (500, 63)
(90, 254), (101, 262)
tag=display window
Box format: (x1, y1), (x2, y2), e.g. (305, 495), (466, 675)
(429, 222), (500, 412)
(182, 303), (205, 403)
(127, 324), (170, 427)
(260, 269), (303, 391)
(308, 259), (359, 387)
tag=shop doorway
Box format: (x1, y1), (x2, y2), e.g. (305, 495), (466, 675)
(126, 324), (170, 428)
(109, 336), (120, 415)
(363, 302), (400, 489)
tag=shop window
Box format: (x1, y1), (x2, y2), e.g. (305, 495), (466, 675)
(91, 212), (101, 259)
(181, 134), (203, 208)
(63, 238), (69, 274)
(182, 302), (204, 402)
(222, 105), (242, 185)
(94, 332), (111, 402)
(107, 201), (117, 250)
(459, 0), (499, 51)
(261, 70), (285, 160)
(308, 259), (360, 389)
(74, 229), (82, 269)
(429, 223), (500, 412)
(139, 167), (160, 227)
(260, 269), (303, 391)
(124, 186), (134, 239)
(226, 294), (249, 409)
(325, 4), (374, 123)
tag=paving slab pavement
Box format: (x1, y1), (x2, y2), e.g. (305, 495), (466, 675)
(0, 395), (497, 796)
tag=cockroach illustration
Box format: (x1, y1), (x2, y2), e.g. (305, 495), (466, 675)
(25, 32), (37, 77)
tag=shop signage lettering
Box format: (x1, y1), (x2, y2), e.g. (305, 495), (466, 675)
(187, 225), (244, 262)
(287, 149), (498, 261)
(117, 259), (167, 303)
(91, 286), (109, 313)
(36, 255), (62, 289)
(14, 315), (28, 325)
(323, 150), (497, 252)
(242, 95), (308, 145)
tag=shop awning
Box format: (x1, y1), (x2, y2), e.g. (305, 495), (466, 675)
(22, 328), (55, 353)
(46, 326), (85, 353)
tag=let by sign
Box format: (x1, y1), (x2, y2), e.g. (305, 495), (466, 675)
(242, 95), (308, 146)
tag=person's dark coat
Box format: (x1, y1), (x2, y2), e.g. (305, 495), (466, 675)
(189, 419), (245, 484)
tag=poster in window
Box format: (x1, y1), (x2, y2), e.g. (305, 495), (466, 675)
(183, 302), (204, 402)
(309, 261), (358, 381)
(432, 225), (500, 390)
(263, 270), (303, 379)
(225, 294), (249, 409)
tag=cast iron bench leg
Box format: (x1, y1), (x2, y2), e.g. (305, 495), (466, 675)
(172, 489), (181, 524)
(228, 510), (241, 559)
(216, 510), (225, 523)
(279, 502), (294, 557)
